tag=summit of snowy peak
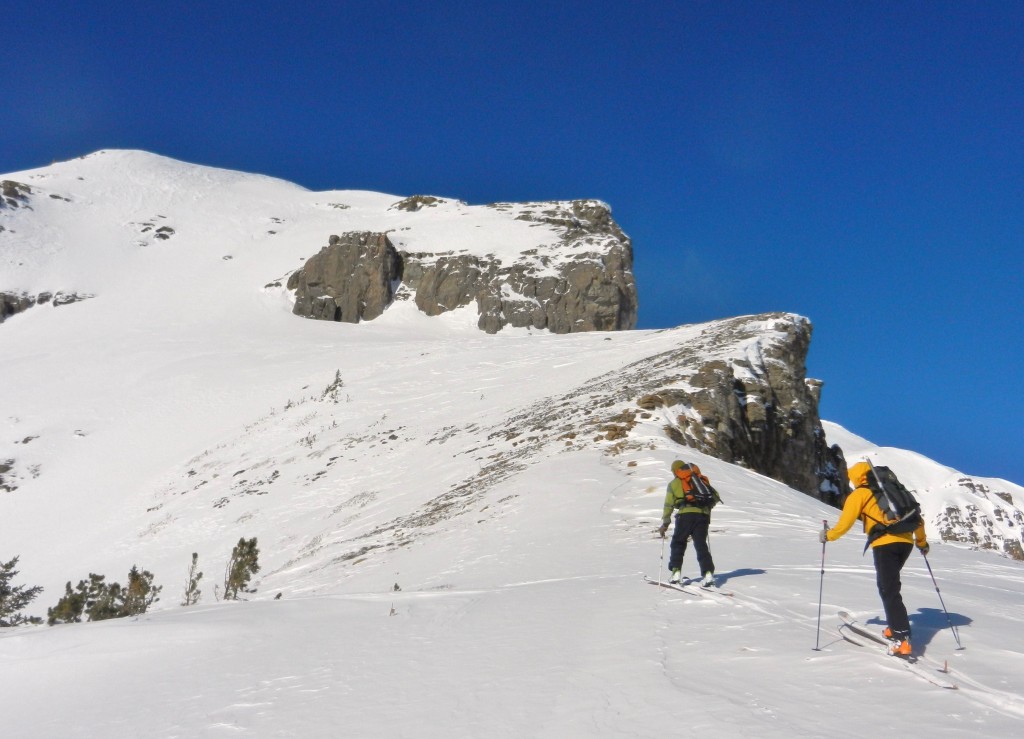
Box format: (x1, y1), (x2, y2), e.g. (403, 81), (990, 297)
(5, 149), (311, 199)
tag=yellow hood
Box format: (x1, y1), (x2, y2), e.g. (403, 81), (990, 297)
(848, 461), (872, 489)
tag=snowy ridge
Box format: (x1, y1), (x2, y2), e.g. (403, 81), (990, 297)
(2, 152), (1023, 737)
(1, 150), (599, 295)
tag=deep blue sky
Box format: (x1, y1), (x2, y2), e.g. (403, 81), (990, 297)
(3, 2), (1022, 484)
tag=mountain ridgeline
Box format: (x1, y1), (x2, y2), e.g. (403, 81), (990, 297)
(1, 150), (1020, 563)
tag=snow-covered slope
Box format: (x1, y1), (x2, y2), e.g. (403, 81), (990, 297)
(2, 152), (1023, 737)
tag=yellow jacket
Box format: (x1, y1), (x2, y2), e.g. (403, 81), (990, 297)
(826, 462), (928, 549)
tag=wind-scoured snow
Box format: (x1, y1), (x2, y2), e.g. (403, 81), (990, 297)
(1, 152), (1022, 737)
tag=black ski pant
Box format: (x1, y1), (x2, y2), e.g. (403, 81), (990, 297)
(873, 541), (913, 638)
(668, 512), (715, 576)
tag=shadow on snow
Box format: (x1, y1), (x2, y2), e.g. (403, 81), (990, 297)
(865, 607), (971, 653)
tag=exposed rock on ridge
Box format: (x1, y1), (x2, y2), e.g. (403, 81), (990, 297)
(598, 313), (845, 499)
(287, 199), (637, 333)
(667, 315), (842, 498)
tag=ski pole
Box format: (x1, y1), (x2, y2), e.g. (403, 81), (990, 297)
(658, 528), (667, 587)
(921, 551), (964, 649)
(814, 519), (828, 651)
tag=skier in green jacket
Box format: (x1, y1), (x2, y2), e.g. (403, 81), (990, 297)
(658, 460), (721, 587)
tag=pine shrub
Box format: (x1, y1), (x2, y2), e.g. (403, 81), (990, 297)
(223, 537), (260, 600)
(122, 566), (161, 616)
(0, 556), (43, 626)
(47, 566), (162, 625)
(182, 552), (203, 606)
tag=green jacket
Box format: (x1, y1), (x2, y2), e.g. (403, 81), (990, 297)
(661, 477), (721, 524)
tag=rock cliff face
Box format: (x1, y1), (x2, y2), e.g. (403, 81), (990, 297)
(613, 313), (846, 499)
(288, 198), (637, 334)
(287, 232), (400, 323)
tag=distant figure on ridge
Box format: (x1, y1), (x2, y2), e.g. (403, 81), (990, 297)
(658, 460), (721, 588)
(820, 461), (930, 657)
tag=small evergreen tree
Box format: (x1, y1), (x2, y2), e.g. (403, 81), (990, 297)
(82, 573), (122, 622)
(0, 556), (43, 626)
(321, 369), (344, 402)
(223, 537), (260, 600)
(122, 566), (161, 616)
(48, 580), (88, 625)
(182, 552), (203, 606)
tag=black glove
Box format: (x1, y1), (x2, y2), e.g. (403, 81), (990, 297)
(819, 529), (829, 544)
(658, 523), (668, 538)
(918, 542), (930, 555)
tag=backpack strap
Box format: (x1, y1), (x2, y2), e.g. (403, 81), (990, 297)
(860, 489), (918, 552)
(689, 472), (717, 503)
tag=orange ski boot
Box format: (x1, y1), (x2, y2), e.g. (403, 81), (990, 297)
(889, 638), (912, 658)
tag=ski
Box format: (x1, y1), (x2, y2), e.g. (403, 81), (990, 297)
(837, 611), (957, 690)
(693, 581), (734, 598)
(644, 575), (733, 598)
(838, 611), (898, 648)
(644, 575), (702, 597)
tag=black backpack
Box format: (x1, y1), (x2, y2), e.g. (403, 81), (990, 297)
(864, 464), (923, 544)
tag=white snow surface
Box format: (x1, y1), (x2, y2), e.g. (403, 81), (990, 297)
(2, 151), (1023, 737)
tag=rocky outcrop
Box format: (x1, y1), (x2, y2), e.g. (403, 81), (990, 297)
(0, 459), (15, 493)
(390, 195), (453, 212)
(473, 242), (635, 334)
(1, 291), (97, 324)
(287, 198), (637, 334)
(287, 232), (400, 323)
(471, 312), (841, 499)
(1, 180), (31, 208)
(1, 292), (36, 323)
(404, 241), (637, 333)
(933, 478), (1024, 560)
(477, 199), (636, 333)
(625, 314), (845, 499)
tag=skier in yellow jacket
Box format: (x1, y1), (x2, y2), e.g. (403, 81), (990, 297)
(821, 461), (929, 657)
